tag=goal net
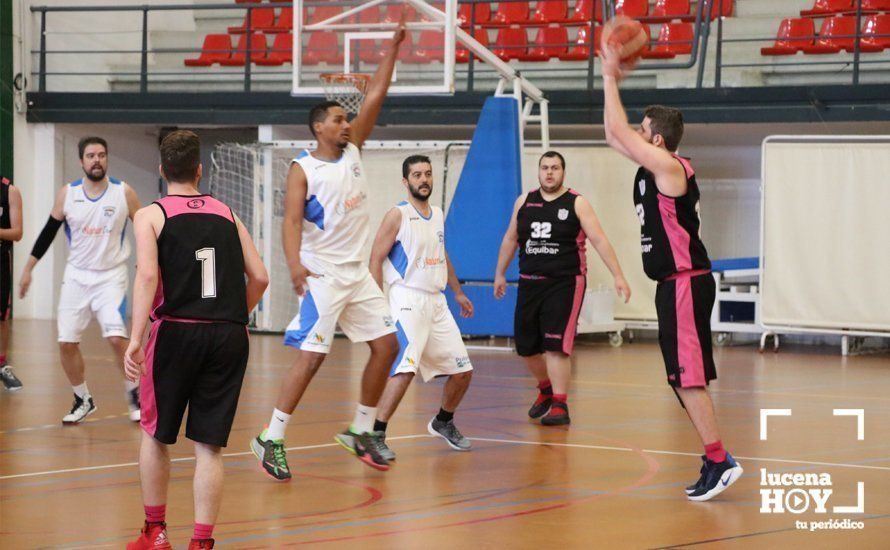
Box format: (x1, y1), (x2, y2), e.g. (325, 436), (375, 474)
(209, 141), (467, 331)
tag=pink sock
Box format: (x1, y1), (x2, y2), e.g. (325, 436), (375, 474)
(705, 440), (727, 463)
(144, 504), (166, 524)
(552, 393), (567, 403)
(193, 523), (214, 540)
(0, 354), (7, 365)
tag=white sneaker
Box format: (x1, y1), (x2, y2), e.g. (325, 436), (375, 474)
(128, 387), (141, 422)
(62, 394), (97, 424)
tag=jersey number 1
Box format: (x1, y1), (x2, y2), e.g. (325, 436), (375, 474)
(195, 248), (217, 298)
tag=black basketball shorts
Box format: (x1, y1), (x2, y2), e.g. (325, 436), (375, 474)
(655, 271), (717, 388)
(514, 275), (586, 357)
(0, 246), (11, 321)
(140, 320), (249, 447)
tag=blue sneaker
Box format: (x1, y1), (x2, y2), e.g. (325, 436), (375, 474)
(687, 452), (743, 501)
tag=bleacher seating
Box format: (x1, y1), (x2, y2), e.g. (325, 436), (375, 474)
(801, 0), (853, 18)
(521, 26), (569, 60)
(801, 16), (858, 53)
(558, 24), (599, 60)
(530, 1), (569, 23)
(228, 7), (277, 34)
(493, 27), (529, 59)
(491, 2), (530, 25)
(219, 33), (268, 66)
(860, 13), (890, 51)
(184, 34), (232, 66)
(761, 18), (815, 55)
(643, 22), (694, 58)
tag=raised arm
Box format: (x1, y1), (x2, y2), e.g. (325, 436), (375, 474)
(19, 185), (67, 298)
(575, 196), (631, 303)
(235, 215), (270, 313)
(282, 162), (314, 296)
(369, 207), (401, 289)
(123, 182), (143, 221)
(600, 48), (686, 196)
(348, 10), (408, 149)
(124, 204), (163, 381)
(0, 186), (23, 242)
(493, 193), (526, 299)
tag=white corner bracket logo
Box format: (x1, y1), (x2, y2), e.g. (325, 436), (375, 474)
(759, 408), (866, 531)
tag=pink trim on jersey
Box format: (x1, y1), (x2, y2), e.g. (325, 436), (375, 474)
(657, 194), (692, 273)
(672, 155), (695, 179)
(155, 316), (218, 324)
(157, 195), (233, 221)
(675, 276), (706, 387)
(139, 320), (161, 438)
(664, 268), (711, 282)
(520, 273), (548, 280)
(1, 177), (10, 185)
(562, 275), (586, 355)
(576, 229), (588, 275)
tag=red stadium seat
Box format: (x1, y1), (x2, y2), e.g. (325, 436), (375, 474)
(359, 40), (387, 64)
(801, 0), (852, 17)
(650, 0), (690, 23)
(309, 5), (342, 24)
(530, 1), (568, 23)
(558, 24), (599, 60)
(761, 18), (815, 55)
(709, 0), (735, 19)
(801, 16), (857, 53)
(491, 2), (530, 25)
(456, 28), (491, 62)
(273, 7), (293, 33)
(492, 27), (529, 60)
(862, 0), (890, 10)
(219, 33), (268, 66)
(643, 22), (694, 58)
(255, 32), (292, 66)
(569, 0), (599, 23)
(184, 34), (232, 66)
(228, 8), (277, 34)
(359, 5), (381, 25)
(458, 3), (492, 26)
(521, 26), (569, 60)
(384, 4), (418, 23)
(860, 14), (890, 52)
(406, 30), (444, 63)
(302, 32), (341, 65)
(616, 0), (649, 18)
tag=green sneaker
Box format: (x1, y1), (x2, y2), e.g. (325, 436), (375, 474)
(251, 429), (292, 481)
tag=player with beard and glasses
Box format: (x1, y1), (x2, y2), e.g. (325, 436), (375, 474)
(366, 155), (475, 462)
(251, 11), (410, 478)
(19, 136), (143, 424)
(601, 43), (743, 501)
(495, 151), (631, 426)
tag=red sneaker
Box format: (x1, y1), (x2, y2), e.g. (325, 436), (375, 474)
(127, 521), (172, 550)
(188, 538), (215, 549)
(541, 401), (570, 426)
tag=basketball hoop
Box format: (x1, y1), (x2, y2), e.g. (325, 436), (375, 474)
(319, 73), (371, 115)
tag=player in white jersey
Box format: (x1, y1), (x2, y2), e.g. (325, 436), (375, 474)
(251, 13), (407, 478)
(367, 155), (475, 462)
(19, 137), (142, 424)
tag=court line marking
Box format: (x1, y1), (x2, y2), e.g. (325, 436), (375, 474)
(3, 434), (889, 481)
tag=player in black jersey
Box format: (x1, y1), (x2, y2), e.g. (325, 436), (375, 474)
(601, 46), (742, 501)
(495, 151), (630, 426)
(0, 176), (23, 391)
(123, 131), (268, 550)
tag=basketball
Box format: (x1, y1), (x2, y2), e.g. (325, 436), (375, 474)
(601, 16), (648, 65)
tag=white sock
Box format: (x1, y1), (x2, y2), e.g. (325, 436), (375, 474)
(73, 383), (90, 399)
(351, 403), (377, 434)
(125, 379), (139, 392)
(265, 408), (291, 441)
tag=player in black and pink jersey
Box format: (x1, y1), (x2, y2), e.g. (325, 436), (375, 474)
(601, 45), (743, 502)
(494, 151), (630, 426)
(123, 130), (268, 550)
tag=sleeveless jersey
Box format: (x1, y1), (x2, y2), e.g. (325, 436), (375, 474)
(632, 155), (711, 282)
(516, 188), (587, 278)
(384, 202), (447, 293)
(292, 143), (369, 272)
(0, 176), (12, 252)
(62, 177), (131, 270)
(151, 195), (248, 325)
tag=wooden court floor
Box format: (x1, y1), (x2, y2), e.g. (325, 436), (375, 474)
(1, 319), (889, 549)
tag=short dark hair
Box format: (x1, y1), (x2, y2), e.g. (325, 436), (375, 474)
(643, 105), (684, 152)
(78, 136), (108, 159)
(308, 101), (344, 137)
(539, 150), (565, 170)
(159, 130), (201, 183)
(402, 155), (432, 179)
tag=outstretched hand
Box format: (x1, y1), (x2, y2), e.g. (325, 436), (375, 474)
(392, 4), (409, 46)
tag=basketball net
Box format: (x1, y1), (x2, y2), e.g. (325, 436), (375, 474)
(319, 73), (371, 115)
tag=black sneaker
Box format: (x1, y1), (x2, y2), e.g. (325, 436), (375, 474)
(334, 429), (390, 471)
(541, 401), (570, 426)
(428, 418), (472, 451)
(250, 429), (292, 481)
(687, 453), (743, 501)
(62, 394), (97, 424)
(686, 455), (707, 494)
(528, 394), (552, 419)
(0, 365), (22, 391)
(374, 433), (396, 462)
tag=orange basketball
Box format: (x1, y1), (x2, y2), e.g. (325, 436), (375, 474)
(601, 16), (648, 65)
